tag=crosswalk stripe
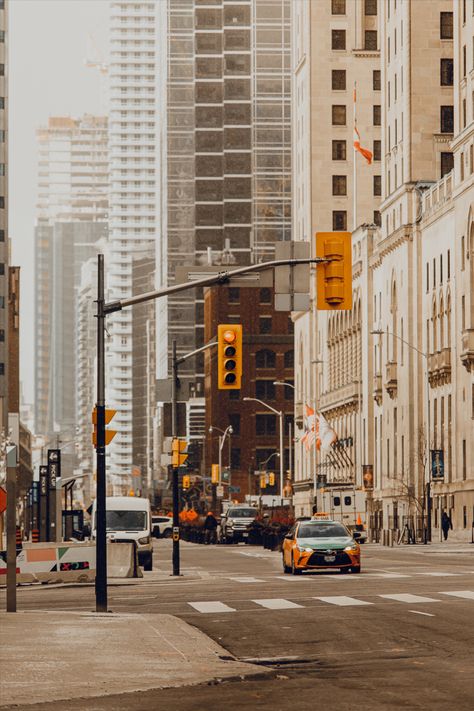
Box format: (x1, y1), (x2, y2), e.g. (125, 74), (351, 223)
(416, 572), (460, 577)
(188, 601), (235, 613)
(253, 598), (303, 610)
(229, 577), (265, 583)
(365, 573), (410, 578)
(314, 596), (373, 606)
(440, 590), (474, 600)
(379, 593), (440, 604)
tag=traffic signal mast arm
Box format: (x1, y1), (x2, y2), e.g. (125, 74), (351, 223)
(103, 257), (330, 315)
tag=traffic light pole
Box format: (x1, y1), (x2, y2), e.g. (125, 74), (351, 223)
(171, 339), (180, 576)
(95, 255), (328, 608)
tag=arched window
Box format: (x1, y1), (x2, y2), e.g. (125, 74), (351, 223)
(284, 350), (294, 368)
(439, 293), (445, 350)
(255, 349), (276, 369)
(391, 280), (398, 362)
(432, 298), (438, 353)
(446, 291), (452, 348)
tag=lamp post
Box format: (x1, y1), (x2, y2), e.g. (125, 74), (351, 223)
(209, 425), (233, 500)
(243, 397), (284, 504)
(371, 329), (431, 543)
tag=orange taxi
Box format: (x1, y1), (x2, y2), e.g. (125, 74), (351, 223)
(282, 516), (361, 575)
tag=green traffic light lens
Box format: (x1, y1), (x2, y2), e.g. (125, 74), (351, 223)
(224, 372), (236, 383)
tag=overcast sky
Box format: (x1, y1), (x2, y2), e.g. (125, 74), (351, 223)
(9, 0), (110, 403)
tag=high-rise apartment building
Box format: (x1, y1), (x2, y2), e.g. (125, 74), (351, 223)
(291, 0), (381, 513)
(34, 116), (108, 441)
(107, 1), (159, 479)
(0, 0), (7, 435)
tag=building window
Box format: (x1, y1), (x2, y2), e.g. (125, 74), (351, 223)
(228, 413), (240, 435)
(440, 58), (453, 86)
(256, 414), (277, 436)
(332, 105), (346, 125)
(230, 448), (241, 468)
(0, 363), (4, 375)
(259, 316), (272, 334)
(0, 197), (4, 209)
(364, 31), (377, 50)
(255, 349), (276, 369)
(259, 287), (271, 304)
(332, 70), (346, 90)
(463, 99), (467, 128)
(440, 106), (454, 133)
(229, 389), (240, 400)
(331, 0), (346, 14)
(373, 105), (381, 126)
(0, 230), (3, 242)
(373, 70), (381, 91)
(256, 380), (276, 400)
(0, 64), (4, 76)
(440, 152), (454, 178)
(426, 262), (429, 292)
(332, 175), (347, 196)
(0, 329), (4, 342)
(0, 296), (5, 308)
(373, 140), (381, 161)
(463, 45), (467, 77)
(461, 235), (465, 270)
(332, 140), (347, 160)
(447, 249), (451, 279)
(284, 350), (294, 368)
(373, 176), (382, 196)
(228, 287), (240, 303)
(373, 210), (381, 227)
(284, 381), (294, 400)
(440, 12), (453, 39)
(0, 263), (4, 275)
(331, 29), (346, 50)
(287, 317), (294, 335)
(0, 98), (4, 109)
(365, 0), (377, 15)
(462, 439), (467, 480)
(333, 211), (347, 230)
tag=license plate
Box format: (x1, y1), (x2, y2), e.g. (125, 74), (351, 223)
(324, 555), (336, 562)
(243, 532), (249, 537)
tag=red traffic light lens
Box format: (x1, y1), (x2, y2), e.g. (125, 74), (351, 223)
(223, 329), (236, 343)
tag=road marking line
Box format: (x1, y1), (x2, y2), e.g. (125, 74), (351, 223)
(229, 577), (265, 583)
(416, 572), (460, 577)
(408, 610), (435, 617)
(188, 601), (235, 614)
(365, 573), (411, 579)
(314, 596), (373, 606)
(440, 590), (474, 600)
(252, 598), (303, 610)
(379, 594), (440, 604)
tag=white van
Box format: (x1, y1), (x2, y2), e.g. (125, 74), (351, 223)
(91, 496), (153, 570)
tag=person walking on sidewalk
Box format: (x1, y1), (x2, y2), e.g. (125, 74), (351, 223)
(441, 510), (453, 541)
(203, 511), (218, 544)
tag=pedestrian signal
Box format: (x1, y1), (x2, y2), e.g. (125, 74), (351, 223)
(182, 475), (191, 489)
(260, 474), (267, 489)
(268, 472), (275, 486)
(211, 464), (219, 484)
(315, 231), (352, 310)
(217, 324), (243, 389)
(172, 438), (188, 467)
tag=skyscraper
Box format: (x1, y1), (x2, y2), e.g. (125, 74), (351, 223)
(0, 0), (8, 436)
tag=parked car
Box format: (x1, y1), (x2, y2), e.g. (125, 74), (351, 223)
(152, 515), (173, 539)
(219, 506), (258, 544)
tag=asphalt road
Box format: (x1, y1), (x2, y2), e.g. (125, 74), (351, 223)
(3, 540), (474, 710)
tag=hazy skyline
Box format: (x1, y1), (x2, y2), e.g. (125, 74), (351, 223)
(9, 0), (110, 403)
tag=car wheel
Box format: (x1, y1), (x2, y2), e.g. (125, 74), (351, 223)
(282, 554), (291, 574)
(144, 555), (153, 572)
(351, 566), (361, 574)
(291, 554), (302, 576)
(163, 529), (172, 539)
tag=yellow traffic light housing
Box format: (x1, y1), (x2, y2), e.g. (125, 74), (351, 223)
(182, 475), (191, 489)
(268, 472), (275, 487)
(315, 231), (352, 310)
(260, 474), (267, 489)
(92, 407), (117, 448)
(211, 464), (219, 484)
(172, 438), (188, 467)
(217, 324), (243, 389)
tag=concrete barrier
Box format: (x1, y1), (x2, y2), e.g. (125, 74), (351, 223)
(0, 541), (142, 584)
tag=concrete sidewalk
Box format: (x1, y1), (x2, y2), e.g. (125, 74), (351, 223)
(0, 611), (264, 707)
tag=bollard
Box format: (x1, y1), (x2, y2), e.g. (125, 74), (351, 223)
(32, 529), (40, 543)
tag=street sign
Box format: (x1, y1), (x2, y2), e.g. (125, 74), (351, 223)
(274, 241), (310, 311)
(0, 486), (6, 514)
(431, 450), (445, 480)
(229, 486), (241, 494)
(216, 485), (224, 498)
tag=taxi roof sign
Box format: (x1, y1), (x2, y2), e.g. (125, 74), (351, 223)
(312, 513), (331, 520)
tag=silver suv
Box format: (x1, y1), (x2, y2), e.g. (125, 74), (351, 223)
(220, 506), (258, 544)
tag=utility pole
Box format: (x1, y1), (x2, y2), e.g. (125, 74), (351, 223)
(171, 339), (180, 576)
(95, 254), (107, 613)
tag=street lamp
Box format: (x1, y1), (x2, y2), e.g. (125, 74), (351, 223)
(209, 425), (233, 490)
(243, 397), (284, 504)
(371, 329), (431, 542)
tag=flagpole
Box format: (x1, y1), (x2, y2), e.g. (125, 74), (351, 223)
(312, 399), (317, 510)
(353, 81), (357, 231)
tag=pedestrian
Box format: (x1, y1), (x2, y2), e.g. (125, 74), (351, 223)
(203, 511), (218, 545)
(441, 510), (452, 541)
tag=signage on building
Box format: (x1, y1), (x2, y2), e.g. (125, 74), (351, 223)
(216, 485), (224, 498)
(47, 449), (61, 489)
(431, 450), (445, 480)
(362, 465), (374, 491)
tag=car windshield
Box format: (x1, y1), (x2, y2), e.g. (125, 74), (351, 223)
(106, 510), (147, 531)
(297, 522), (348, 539)
(228, 508), (257, 518)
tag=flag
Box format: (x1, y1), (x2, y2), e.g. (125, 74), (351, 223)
(353, 125), (373, 165)
(300, 405), (316, 451)
(316, 412), (338, 452)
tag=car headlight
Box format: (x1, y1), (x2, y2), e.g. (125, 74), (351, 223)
(297, 546), (313, 553)
(344, 545), (359, 553)
(138, 536), (150, 545)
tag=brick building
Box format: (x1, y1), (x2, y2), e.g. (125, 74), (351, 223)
(204, 285), (294, 502)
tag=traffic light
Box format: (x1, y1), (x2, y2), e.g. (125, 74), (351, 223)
(315, 231), (352, 310)
(268, 472), (275, 487)
(211, 464), (219, 484)
(217, 324), (242, 389)
(172, 438), (188, 467)
(92, 407), (117, 448)
(182, 475), (191, 489)
(260, 473), (267, 489)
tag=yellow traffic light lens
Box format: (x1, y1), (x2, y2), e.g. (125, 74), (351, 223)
(223, 329), (236, 343)
(224, 359), (236, 370)
(224, 345), (236, 356)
